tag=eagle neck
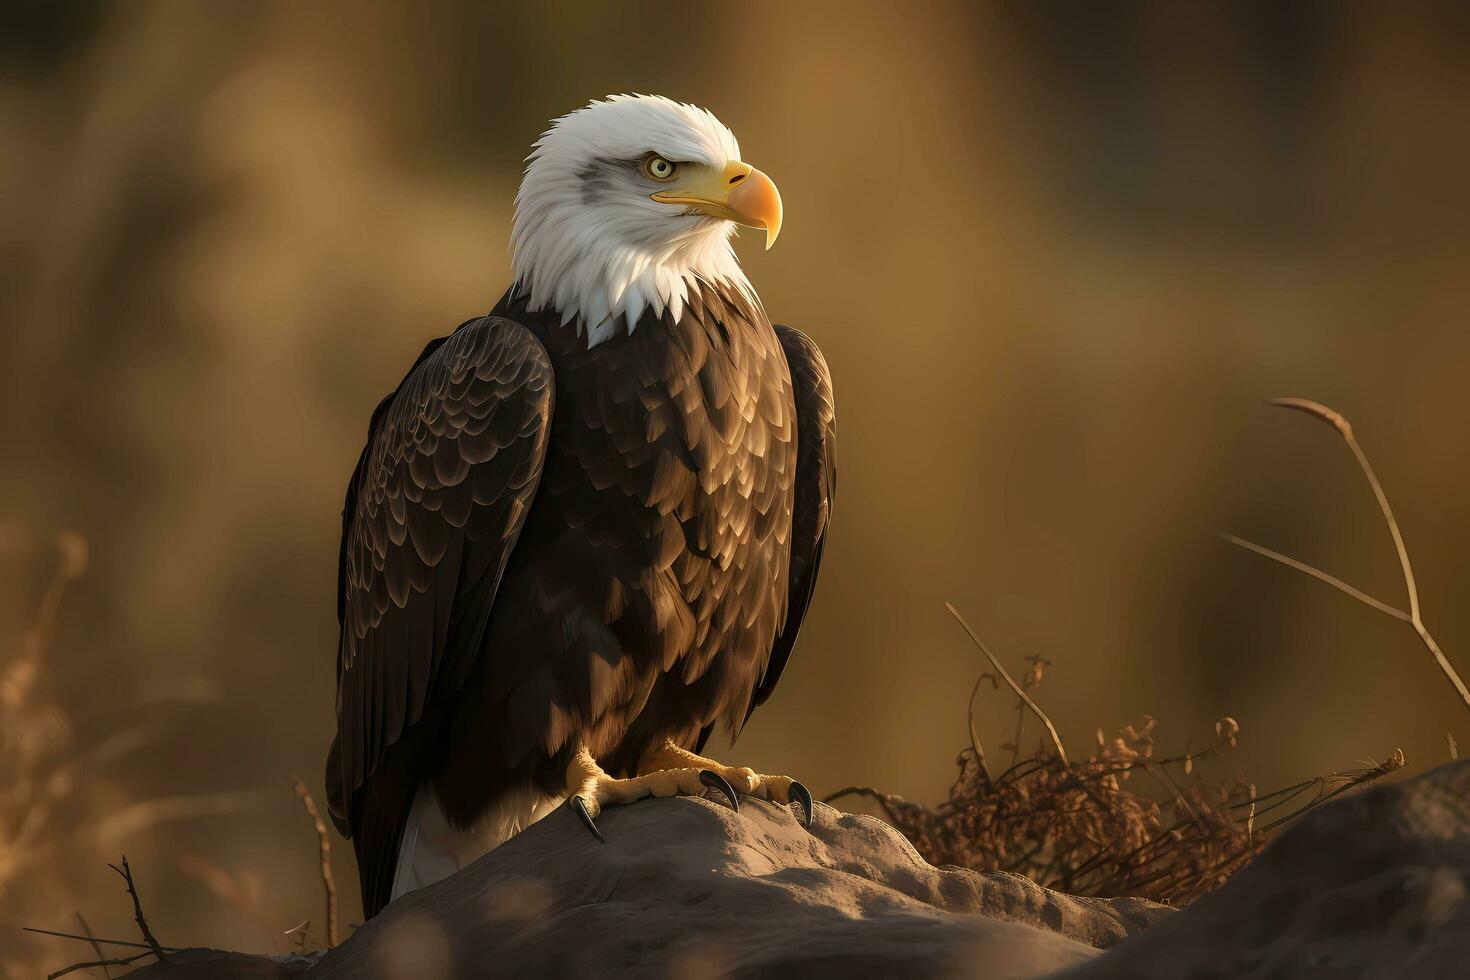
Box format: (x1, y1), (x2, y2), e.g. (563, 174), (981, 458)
(509, 219), (757, 349)
(493, 278), (768, 361)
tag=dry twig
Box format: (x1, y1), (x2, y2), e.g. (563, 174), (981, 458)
(829, 641), (1405, 906)
(946, 603), (1069, 764)
(1223, 397), (1470, 712)
(966, 675), (995, 787)
(40, 856), (168, 979)
(22, 925), (180, 952)
(291, 776), (340, 946)
(5, 531), (245, 976)
(109, 856), (164, 959)
(47, 950), (154, 980)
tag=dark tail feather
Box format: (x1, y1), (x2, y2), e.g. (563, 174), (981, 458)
(325, 733), (351, 838)
(351, 741), (421, 919)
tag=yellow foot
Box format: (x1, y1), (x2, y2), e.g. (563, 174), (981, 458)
(562, 746), (742, 844)
(641, 739), (814, 827)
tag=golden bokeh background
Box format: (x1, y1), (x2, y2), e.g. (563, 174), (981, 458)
(4, 0), (1470, 968)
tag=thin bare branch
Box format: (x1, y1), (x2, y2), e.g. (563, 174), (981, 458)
(1412, 626), (1469, 713)
(1267, 398), (1418, 614)
(946, 603), (1069, 764)
(1256, 749), (1404, 835)
(1267, 397), (1353, 438)
(965, 677), (994, 787)
(1218, 533), (1410, 622)
(1142, 759), (1199, 827)
(108, 856), (164, 959)
(820, 785), (906, 825)
(21, 926), (180, 953)
(1229, 398), (1470, 712)
(292, 776), (339, 946)
(37, 862), (172, 980)
(47, 951), (154, 980)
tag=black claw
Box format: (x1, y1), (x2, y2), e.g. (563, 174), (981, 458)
(699, 769), (740, 812)
(569, 795), (606, 843)
(789, 781), (814, 828)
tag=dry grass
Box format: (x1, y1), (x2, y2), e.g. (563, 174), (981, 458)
(34, 786), (341, 979)
(0, 530), (90, 899)
(291, 776), (340, 948)
(828, 632), (1404, 906)
(0, 529), (255, 975)
(32, 855), (176, 978)
(829, 398), (1455, 907)
(0, 527), (340, 974)
(1222, 397), (1470, 713)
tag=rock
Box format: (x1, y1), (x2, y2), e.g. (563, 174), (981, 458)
(131, 794), (1165, 979)
(123, 948), (318, 979)
(127, 761), (1470, 978)
(1057, 759), (1470, 980)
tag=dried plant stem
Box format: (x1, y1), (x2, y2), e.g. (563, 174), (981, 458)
(292, 776), (339, 947)
(1216, 534), (1410, 622)
(946, 602), (1069, 764)
(47, 950), (154, 980)
(965, 676), (994, 786)
(1012, 701), (1027, 768)
(820, 785), (904, 824)
(41, 857), (166, 980)
(22, 926), (180, 953)
(109, 856), (164, 959)
(1224, 397), (1470, 713)
(1141, 759), (1199, 827)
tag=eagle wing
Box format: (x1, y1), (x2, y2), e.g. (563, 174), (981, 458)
(744, 324), (836, 723)
(327, 316), (553, 864)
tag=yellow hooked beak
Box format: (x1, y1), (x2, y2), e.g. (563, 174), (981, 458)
(650, 161), (783, 249)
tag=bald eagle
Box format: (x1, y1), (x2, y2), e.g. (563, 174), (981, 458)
(326, 94), (836, 918)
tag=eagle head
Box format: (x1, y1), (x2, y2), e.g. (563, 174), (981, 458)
(510, 94), (783, 345)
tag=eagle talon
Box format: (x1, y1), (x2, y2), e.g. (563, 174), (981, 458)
(569, 795), (606, 843)
(789, 781), (814, 828)
(699, 769), (740, 812)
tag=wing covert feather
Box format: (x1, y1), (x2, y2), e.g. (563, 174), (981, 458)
(331, 316), (553, 830)
(745, 324), (836, 722)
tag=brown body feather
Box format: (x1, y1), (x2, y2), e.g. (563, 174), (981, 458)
(327, 282), (834, 917)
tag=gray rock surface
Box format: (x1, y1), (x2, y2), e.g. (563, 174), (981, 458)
(130, 761), (1470, 978)
(132, 794), (1164, 979)
(1058, 760), (1470, 980)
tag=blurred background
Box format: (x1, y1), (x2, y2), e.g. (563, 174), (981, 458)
(4, 0), (1470, 970)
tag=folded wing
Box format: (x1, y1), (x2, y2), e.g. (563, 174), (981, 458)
(327, 317), (554, 880)
(743, 324), (836, 724)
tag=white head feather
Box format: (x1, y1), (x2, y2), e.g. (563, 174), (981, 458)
(510, 94), (758, 347)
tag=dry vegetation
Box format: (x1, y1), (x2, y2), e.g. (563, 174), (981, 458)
(22, 785), (338, 978)
(0, 529), (90, 907)
(0, 531), (264, 976)
(828, 631), (1405, 906)
(830, 397), (1466, 907)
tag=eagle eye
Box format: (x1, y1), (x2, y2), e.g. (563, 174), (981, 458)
(642, 154), (678, 181)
